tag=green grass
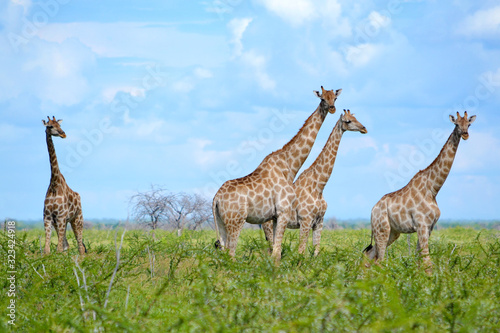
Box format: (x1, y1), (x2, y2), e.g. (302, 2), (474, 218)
(1, 227), (500, 332)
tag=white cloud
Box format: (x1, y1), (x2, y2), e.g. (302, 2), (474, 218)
(102, 87), (146, 103)
(368, 11), (391, 29)
(458, 5), (500, 38)
(172, 67), (214, 93)
(172, 77), (196, 93)
(454, 131), (500, 172)
(226, 18), (275, 90)
(194, 67), (213, 79)
(0, 123), (30, 142)
(241, 50), (276, 90)
(228, 18), (253, 57)
(344, 43), (381, 67)
(188, 138), (233, 169)
(338, 136), (378, 155)
(256, 0), (317, 26)
(0, 37), (95, 106)
(35, 22), (230, 67)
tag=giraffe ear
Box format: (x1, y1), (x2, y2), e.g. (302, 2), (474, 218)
(468, 115), (476, 124)
(57, 119), (63, 125)
(314, 90), (322, 99)
(449, 115), (456, 124)
(335, 88), (342, 96)
(42, 120), (48, 126)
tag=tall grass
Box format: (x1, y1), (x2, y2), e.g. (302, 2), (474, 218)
(1, 227), (499, 332)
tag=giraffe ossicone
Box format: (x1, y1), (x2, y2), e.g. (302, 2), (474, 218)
(43, 116), (86, 255)
(364, 111), (476, 274)
(212, 87), (342, 264)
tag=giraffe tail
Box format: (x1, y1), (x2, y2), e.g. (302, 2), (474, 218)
(212, 196), (222, 250)
(363, 232), (374, 253)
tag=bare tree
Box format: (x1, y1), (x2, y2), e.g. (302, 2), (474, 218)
(164, 193), (212, 236)
(129, 185), (172, 240)
(186, 194), (212, 231)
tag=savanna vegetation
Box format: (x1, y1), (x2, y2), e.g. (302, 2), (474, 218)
(1, 227), (500, 332)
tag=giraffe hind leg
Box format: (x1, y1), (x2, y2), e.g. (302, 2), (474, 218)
(226, 218), (246, 258)
(70, 212), (86, 255)
(51, 217), (69, 252)
(43, 214), (53, 255)
(213, 204), (228, 250)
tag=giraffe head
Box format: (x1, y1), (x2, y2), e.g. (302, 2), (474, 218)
(341, 109), (368, 134)
(314, 86), (342, 114)
(449, 111), (476, 140)
(42, 116), (66, 138)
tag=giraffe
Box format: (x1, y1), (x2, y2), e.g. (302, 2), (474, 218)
(364, 112), (476, 274)
(213, 87), (342, 264)
(262, 110), (368, 256)
(42, 116), (86, 255)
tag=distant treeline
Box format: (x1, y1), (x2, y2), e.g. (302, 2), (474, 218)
(4, 218), (500, 231)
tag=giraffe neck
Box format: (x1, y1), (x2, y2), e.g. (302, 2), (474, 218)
(46, 131), (63, 183)
(275, 101), (329, 179)
(296, 116), (344, 193)
(422, 126), (461, 196)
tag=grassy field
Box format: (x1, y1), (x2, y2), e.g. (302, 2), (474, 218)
(1, 227), (500, 332)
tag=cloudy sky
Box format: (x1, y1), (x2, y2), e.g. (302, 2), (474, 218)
(1, 0), (499, 221)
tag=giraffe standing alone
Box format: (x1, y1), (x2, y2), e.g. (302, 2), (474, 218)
(262, 110), (368, 256)
(364, 112), (476, 273)
(213, 87), (342, 264)
(43, 116), (86, 255)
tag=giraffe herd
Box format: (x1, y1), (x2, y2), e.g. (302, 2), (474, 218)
(42, 87), (476, 273)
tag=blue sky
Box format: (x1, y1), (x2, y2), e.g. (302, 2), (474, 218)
(1, 0), (499, 221)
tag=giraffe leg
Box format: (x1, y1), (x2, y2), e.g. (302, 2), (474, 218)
(386, 229), (401, 248)
(43, 214), (53, 255)
(71, 212), (86, 255)
(214, 210), (229, 250)
(261, 220), (274, 254)
(60, 224), (69, 251)
(416, 221), (433, 275)
(55, 215), (68, 253)
(312, 217), (324, 257)
(298, 220), (312, 255)
(364, 204), (386, 262)
(226, 219), (245, 258)
(271, 209), (293, 265)
(51, 219), (69, 251)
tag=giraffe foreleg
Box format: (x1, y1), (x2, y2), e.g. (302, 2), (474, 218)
(272, 209), (292, 266)
(261, 220), (274, 254)
(416, 220), (433, 275)
(312, 217), (324, 257)
(298, 220), (312, 255)
(43, 214), (53, 255)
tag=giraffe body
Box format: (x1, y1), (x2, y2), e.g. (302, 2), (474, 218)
(43, 116), (86, 255)
(364, 112), (476, 274)
(213, 87), (342, 263)
(262, 110), (368, 255)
